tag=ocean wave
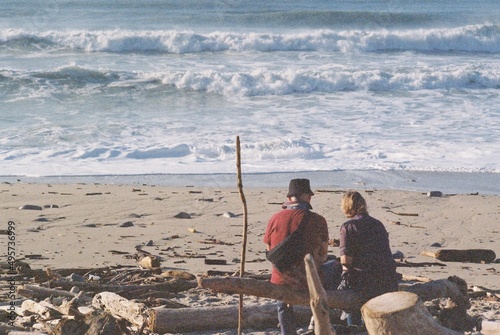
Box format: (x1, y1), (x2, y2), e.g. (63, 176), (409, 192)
(3, 63), (498, 98)
(1, 24), (499, 54)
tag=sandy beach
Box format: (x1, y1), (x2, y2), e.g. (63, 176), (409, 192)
(1, 179), (499, 334)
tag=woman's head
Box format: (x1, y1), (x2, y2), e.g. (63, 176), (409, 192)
(341, 191), (368, 218)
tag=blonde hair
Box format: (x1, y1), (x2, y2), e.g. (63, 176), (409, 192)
(341, 191), (368, 218)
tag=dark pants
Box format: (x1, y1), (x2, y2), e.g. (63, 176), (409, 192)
(277, 260), (342, 334)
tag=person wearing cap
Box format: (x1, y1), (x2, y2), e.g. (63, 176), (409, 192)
(264, 178), (341, 335)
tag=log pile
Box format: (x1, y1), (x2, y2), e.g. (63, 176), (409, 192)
(0, 257), (498, 334)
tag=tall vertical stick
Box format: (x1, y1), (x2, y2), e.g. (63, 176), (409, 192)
(236, 136), (249, 335)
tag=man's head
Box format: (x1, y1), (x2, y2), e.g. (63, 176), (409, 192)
(287, 178), (314, 202)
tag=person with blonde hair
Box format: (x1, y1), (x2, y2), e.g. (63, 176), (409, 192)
(338, 190), (399, 326)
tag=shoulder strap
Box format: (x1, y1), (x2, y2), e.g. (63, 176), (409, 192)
(296, 210), (311, 232)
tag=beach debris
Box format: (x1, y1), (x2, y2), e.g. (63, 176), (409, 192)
(66, 273), (85, 282)
(304, 254), (333, 335)
(204, 259), (227, 265)
(222, 211), (237, 218)
(187, 227), (197, 233)
(4, 258), (495, 335)
(88, 274), (101, 281)
(134, 246), (161, 269)
(160, 270), (196, 280)
(392, 250), (405, 260)
(197, 197), (214, 202)
(19, 204), (43, 210)
(198, 238), (234, 246)
(43, 204), (59, 208)
(396, 260), (446, 267)
(162, 234), (180, 240)
(109, 250), (130, 255)
(363, 291), (481, 334)
(387, 210), (419, 217)
(427, 191), (443, 197)
(174, 211), (191, 219)
(85, 192), (103, 196)
(119, 221), (134, 228)
(421, 249), (497, 263)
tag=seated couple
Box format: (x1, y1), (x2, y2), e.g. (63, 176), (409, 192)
(264, 179), (399, 335)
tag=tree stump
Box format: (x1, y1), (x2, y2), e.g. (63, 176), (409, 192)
(361, 291), (462, 335)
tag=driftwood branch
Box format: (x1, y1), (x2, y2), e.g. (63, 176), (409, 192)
(92, 292), (150, 329)
(198, 275), (470, 311)
(304, 254), (334, 335)
(47, 278), (197, 295)
(236, 135), (249, 335)
(421, 249), (496, 263)
(17, 284), (92, 302)
(198, 276), (364, 310)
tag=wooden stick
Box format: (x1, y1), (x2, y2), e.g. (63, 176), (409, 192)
(236, 135), (249, 335)
(304, 254), (335, 335)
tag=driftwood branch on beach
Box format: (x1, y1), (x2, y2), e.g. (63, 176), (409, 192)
(421, 249), (497, 263)
(7, 257), (496, 335)
(198, 275), (469, 311)
(89, 291), (313, 334)
(304, 254), (335, 335)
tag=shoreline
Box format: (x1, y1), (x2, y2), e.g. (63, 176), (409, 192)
(2, 169), (500, 195)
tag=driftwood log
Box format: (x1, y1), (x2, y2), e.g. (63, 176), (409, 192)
(304, 254), (334, 335)
(361, 291), (462, 335)
(46, 278), (197, 296)
(421, 249), (496, 263)
(198, 275), (468, 311)
(21, 299), (62, 320)
(91, 291), (312, 333)
(17, 284), (86, 301)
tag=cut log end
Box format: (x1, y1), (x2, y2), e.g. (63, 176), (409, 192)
(361, 291), (462, 335)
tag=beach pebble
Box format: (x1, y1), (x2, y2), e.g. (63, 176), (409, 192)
(43, 204), (59, 209)
(145, 240), (154, 246)
(431, 242), (442, 247)
(222, 211), (237, 218)
(34, 217), (49, 222)
(19, 204), (43, 210)
(119, 221), (134, 227)
(66, 273), (85, 282)
(427, 191), (443, 197)
(174, 212), (191, 219)
(81, 223), (98, 228)
(87, 274), (100, 281)
(392, 250), (405, 260)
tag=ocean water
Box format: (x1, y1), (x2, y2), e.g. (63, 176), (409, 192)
(1, 0), (499, 190)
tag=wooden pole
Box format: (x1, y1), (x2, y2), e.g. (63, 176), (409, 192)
(236, 136), (249, 335)
(304, 254), (335, 335)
